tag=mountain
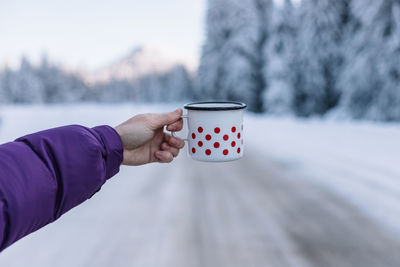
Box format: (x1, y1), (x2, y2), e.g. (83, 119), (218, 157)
(85, 45), (194, 84)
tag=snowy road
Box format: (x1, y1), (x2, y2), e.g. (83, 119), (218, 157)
(1, 145), (400, 267)
(0, 105), (400, 267)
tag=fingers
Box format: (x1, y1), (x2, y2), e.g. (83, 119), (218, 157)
(165, 134), (185, 149)
(151, 108), (182, 129)
(155, 135), (185, 163)
(161, 142), (180, 157)
(166, 118), (183, 132)
(155, 151), (174, 163)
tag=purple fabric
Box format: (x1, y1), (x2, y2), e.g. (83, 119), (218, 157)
(0, 125), (123, 252)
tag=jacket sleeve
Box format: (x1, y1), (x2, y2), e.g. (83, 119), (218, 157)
(0, 125), (123, 252)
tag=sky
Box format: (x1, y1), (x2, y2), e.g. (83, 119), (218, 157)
(0, 0), (205, 70)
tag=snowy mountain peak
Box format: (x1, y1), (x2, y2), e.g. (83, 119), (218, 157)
(85, 45), (192, 84)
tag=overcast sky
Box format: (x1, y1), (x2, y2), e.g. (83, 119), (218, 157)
(0, 0), (205, 70)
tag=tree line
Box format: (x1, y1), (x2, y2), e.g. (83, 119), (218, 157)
(197, 0), (400, 121)
(1, 0), (399, 121)
(0, 57), (194, 104)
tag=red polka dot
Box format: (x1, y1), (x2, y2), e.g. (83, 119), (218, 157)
(214, 127), (220, 134)
(213, 142), (220, 148)
(223, 135), (229, 141)
(231, 126), (236, 133)
(198, 127), (203, 133)
(198, 141), (203, 147)
(237, 147), (241, 153)
(237, 132), (241, 139)
(205, 149), (211, 155)
(205, 134), (212, 141)
(223, 149), (229, 155)
(192, 133), (196, 139)
(192, 147), (196, 153)
(231, 141), (236, 147)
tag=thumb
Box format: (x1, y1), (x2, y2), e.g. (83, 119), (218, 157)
(151, 108), (182, 129)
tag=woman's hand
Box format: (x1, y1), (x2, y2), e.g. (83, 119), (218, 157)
(114, 109), (185, 166)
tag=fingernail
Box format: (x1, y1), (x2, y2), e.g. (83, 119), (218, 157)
(154, 151), (160, 159)
(168, 125), (177, 131)
(170, 137), (178, 145)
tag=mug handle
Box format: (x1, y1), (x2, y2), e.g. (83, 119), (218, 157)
(168, 115), (188, 141)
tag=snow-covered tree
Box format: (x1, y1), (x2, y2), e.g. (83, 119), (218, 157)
(294, 0), (355, 116)
(264, 0), (297, 114)
(0, 69), (15, 103)
(196, 0), (242, 100)
(8, 58), (44, 103)
(197, 0), (273, 113)
(235, 0), (273, 113)
(95, 79), (133, 103)
(0, 71), (7, 103)
(338, 0), (400, 121)
(159, 65), (193, 102)
(37, 56), (87, 103)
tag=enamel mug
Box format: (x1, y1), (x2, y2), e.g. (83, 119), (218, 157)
(171, 101), (247, 162)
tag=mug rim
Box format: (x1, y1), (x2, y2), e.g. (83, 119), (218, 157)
(184, 101), (247, 111)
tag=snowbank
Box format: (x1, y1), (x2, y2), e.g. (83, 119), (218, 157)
(246, 115), (400, 234)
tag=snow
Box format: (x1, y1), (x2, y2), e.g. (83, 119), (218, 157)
(85, 46), (195, 85)
(0, 104), (399, 265)
(0, 104), (186, 266)
(246, 114), (400, 234)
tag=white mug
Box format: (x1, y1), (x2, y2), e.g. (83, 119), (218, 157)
(171, 101), (247, 162)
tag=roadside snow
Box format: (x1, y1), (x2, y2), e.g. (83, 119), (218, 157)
(0, 104), (399, 264)
(246, 115), (400, 234)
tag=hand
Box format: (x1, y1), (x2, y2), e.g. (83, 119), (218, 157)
(114, 109), (185, 166)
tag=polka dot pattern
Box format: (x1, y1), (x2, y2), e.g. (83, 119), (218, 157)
(189, 125), (243, 158)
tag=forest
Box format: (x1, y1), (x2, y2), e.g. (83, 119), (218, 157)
(1, 0), (399, 121)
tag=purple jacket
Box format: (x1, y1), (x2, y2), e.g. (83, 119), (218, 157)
(0, 125), (123, 252)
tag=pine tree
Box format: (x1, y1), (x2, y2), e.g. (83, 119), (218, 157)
(196, 0), (241, 101)
(160, 65), (193, 102)
(264, 0), (297, 114)
(37, 56), (87, 103)
(294, 0), (354, 116)
(235, 0), (273, 113)
(339, 0), (400, 120)
(197, 0), (273, 113)
(0, 71), (6, 103)
(10, 57), (44, 103)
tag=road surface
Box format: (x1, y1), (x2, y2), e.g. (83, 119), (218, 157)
(1, 145), (400, 267)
